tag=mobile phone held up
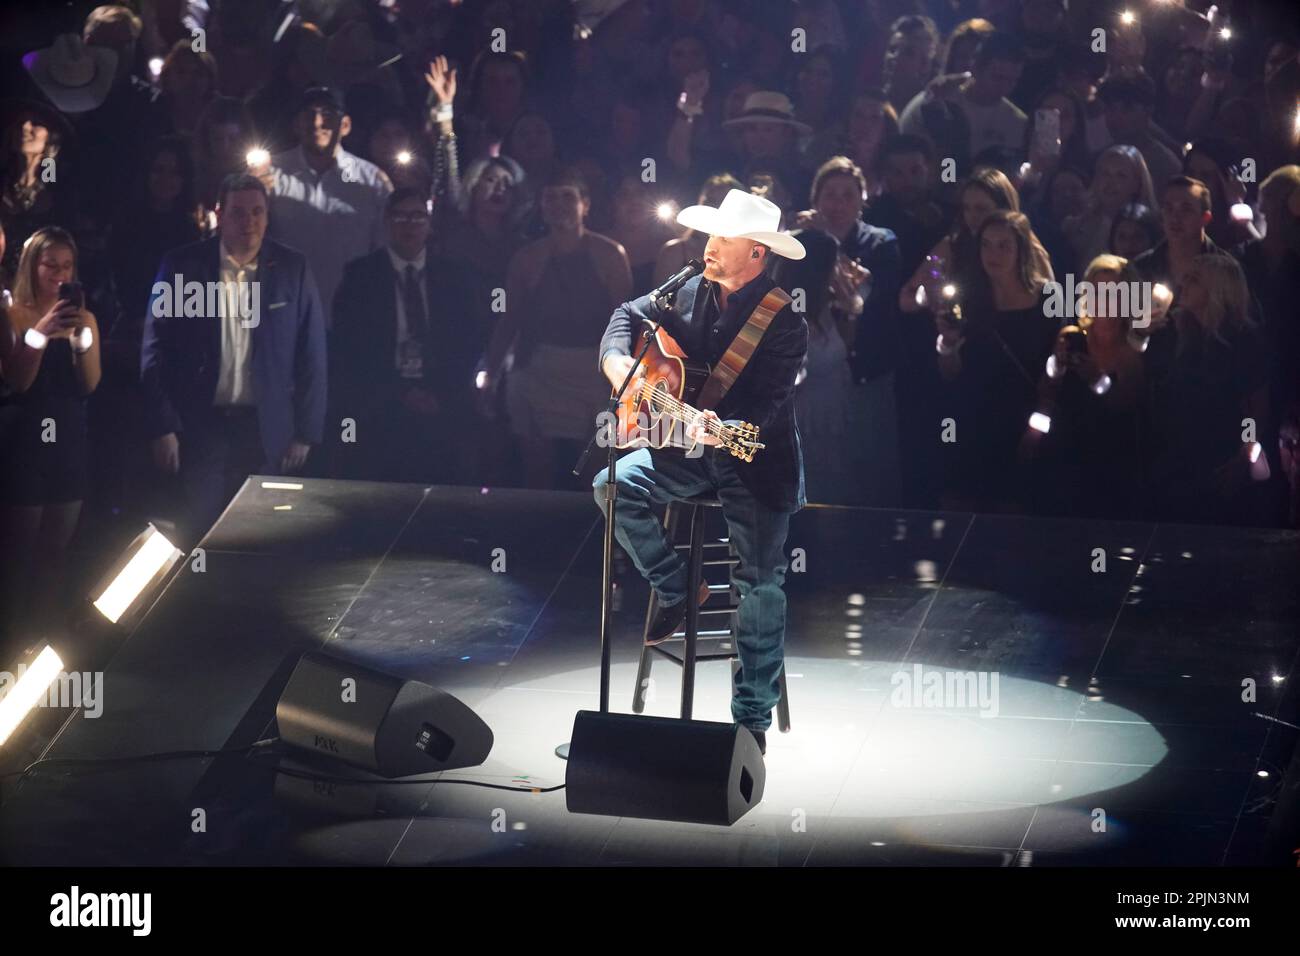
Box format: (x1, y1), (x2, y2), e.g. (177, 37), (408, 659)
(1033, 108), (1061, 159)
(58, 280), (84, 311)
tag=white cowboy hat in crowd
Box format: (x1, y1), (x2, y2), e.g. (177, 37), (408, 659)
(677, 189), (806, 260)
(721, 91), (812, 136)
(23, 33), (117, 114)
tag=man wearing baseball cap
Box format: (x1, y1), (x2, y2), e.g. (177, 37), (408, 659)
(593, 189), (807, 756)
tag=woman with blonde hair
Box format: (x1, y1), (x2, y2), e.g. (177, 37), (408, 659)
(0, 226), (101, 645)
(933, 210), (1058, 512)
(1173, 252), (1253, 346)
(1064, 144), (1158, 273)
(1145, 252), (1270, 523)
(1036, 254), (1147, 516)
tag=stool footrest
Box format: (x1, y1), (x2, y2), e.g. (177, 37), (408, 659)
(651, 647), (742, 665)
(666, 628), (733, 639)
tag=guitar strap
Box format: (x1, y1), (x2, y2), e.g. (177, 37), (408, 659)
(696, 285), (792, 411)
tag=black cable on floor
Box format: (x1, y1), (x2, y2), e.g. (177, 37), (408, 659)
(1, 736), (565, 793)
(0, 737), (280, 780)
(265, 761), (565, 793)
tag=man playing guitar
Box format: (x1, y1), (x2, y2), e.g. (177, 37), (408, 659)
(594, 189), (807, 755)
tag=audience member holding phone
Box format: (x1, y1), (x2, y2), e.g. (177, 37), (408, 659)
(0, 226), (101, 646)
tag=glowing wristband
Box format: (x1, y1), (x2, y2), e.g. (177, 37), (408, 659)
(24, 327), (48, 351)
(936, 333), (958, 356)
(1045, 354), (1065, 379)
(73, 327), (94, 353)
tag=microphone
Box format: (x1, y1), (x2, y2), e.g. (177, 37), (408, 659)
(649, 258), (703, 309)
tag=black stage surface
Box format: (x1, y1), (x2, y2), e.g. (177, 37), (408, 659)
(2, 478), (1298, 866)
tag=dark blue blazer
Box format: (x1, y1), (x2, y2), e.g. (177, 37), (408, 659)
(599, 273), (808, 513)
(140, 236), (327, 464)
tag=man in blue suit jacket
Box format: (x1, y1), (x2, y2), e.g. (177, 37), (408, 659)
(141, 173), (327, 537)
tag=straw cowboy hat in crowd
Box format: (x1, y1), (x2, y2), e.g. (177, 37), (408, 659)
(721, 91), (812, 137)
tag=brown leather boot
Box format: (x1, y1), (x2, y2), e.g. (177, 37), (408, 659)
(645, 581), (712, 645)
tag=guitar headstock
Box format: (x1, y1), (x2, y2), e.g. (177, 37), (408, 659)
(721, 421), (764, 463)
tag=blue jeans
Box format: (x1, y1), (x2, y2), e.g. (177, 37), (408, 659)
(593, 446), (790, 732)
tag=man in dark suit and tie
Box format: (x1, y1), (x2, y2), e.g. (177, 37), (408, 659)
(141, 173), (327, 539)
(329, 188), (482, 484)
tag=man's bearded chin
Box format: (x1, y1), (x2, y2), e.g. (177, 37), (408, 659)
(307, 130), (339, 156)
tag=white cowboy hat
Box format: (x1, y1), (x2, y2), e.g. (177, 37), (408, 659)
(23, 33), (117, 114)
(676, 189), (806, 260)
(721, 91), (812, 136)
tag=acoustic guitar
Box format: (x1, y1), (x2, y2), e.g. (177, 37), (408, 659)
(610, 323), (764, 462)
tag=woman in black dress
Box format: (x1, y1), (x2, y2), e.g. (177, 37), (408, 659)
(1143, 252), (1271, 524)
(1034, 254), (1148, 518)
(934, 210), (1058, 513)
(0, 227), (101, 646)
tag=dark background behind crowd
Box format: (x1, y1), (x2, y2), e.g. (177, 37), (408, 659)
(1, 0), (1299, 650)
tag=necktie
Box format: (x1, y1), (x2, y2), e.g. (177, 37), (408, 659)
(403, 264), (428, 339)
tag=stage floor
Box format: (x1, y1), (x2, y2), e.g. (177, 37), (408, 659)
(2, 478), (1298, 866)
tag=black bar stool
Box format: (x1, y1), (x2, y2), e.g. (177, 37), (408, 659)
(631, 494), (792, 732)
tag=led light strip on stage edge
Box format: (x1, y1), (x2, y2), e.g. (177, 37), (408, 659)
(92, 524), (184, 625)
(0, 645), (63, 747)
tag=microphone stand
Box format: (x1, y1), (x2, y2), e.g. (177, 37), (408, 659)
(556, 292), (677, 760)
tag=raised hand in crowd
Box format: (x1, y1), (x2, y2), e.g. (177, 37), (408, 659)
(425, 55), (457, 118)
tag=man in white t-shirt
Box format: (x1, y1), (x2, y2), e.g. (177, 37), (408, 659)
(898, 31), (1028, 175)
(260, 87), (393, 328)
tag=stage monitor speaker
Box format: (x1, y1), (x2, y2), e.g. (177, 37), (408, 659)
(276, 651), (493, 778)
(565, 710), (765, 825)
